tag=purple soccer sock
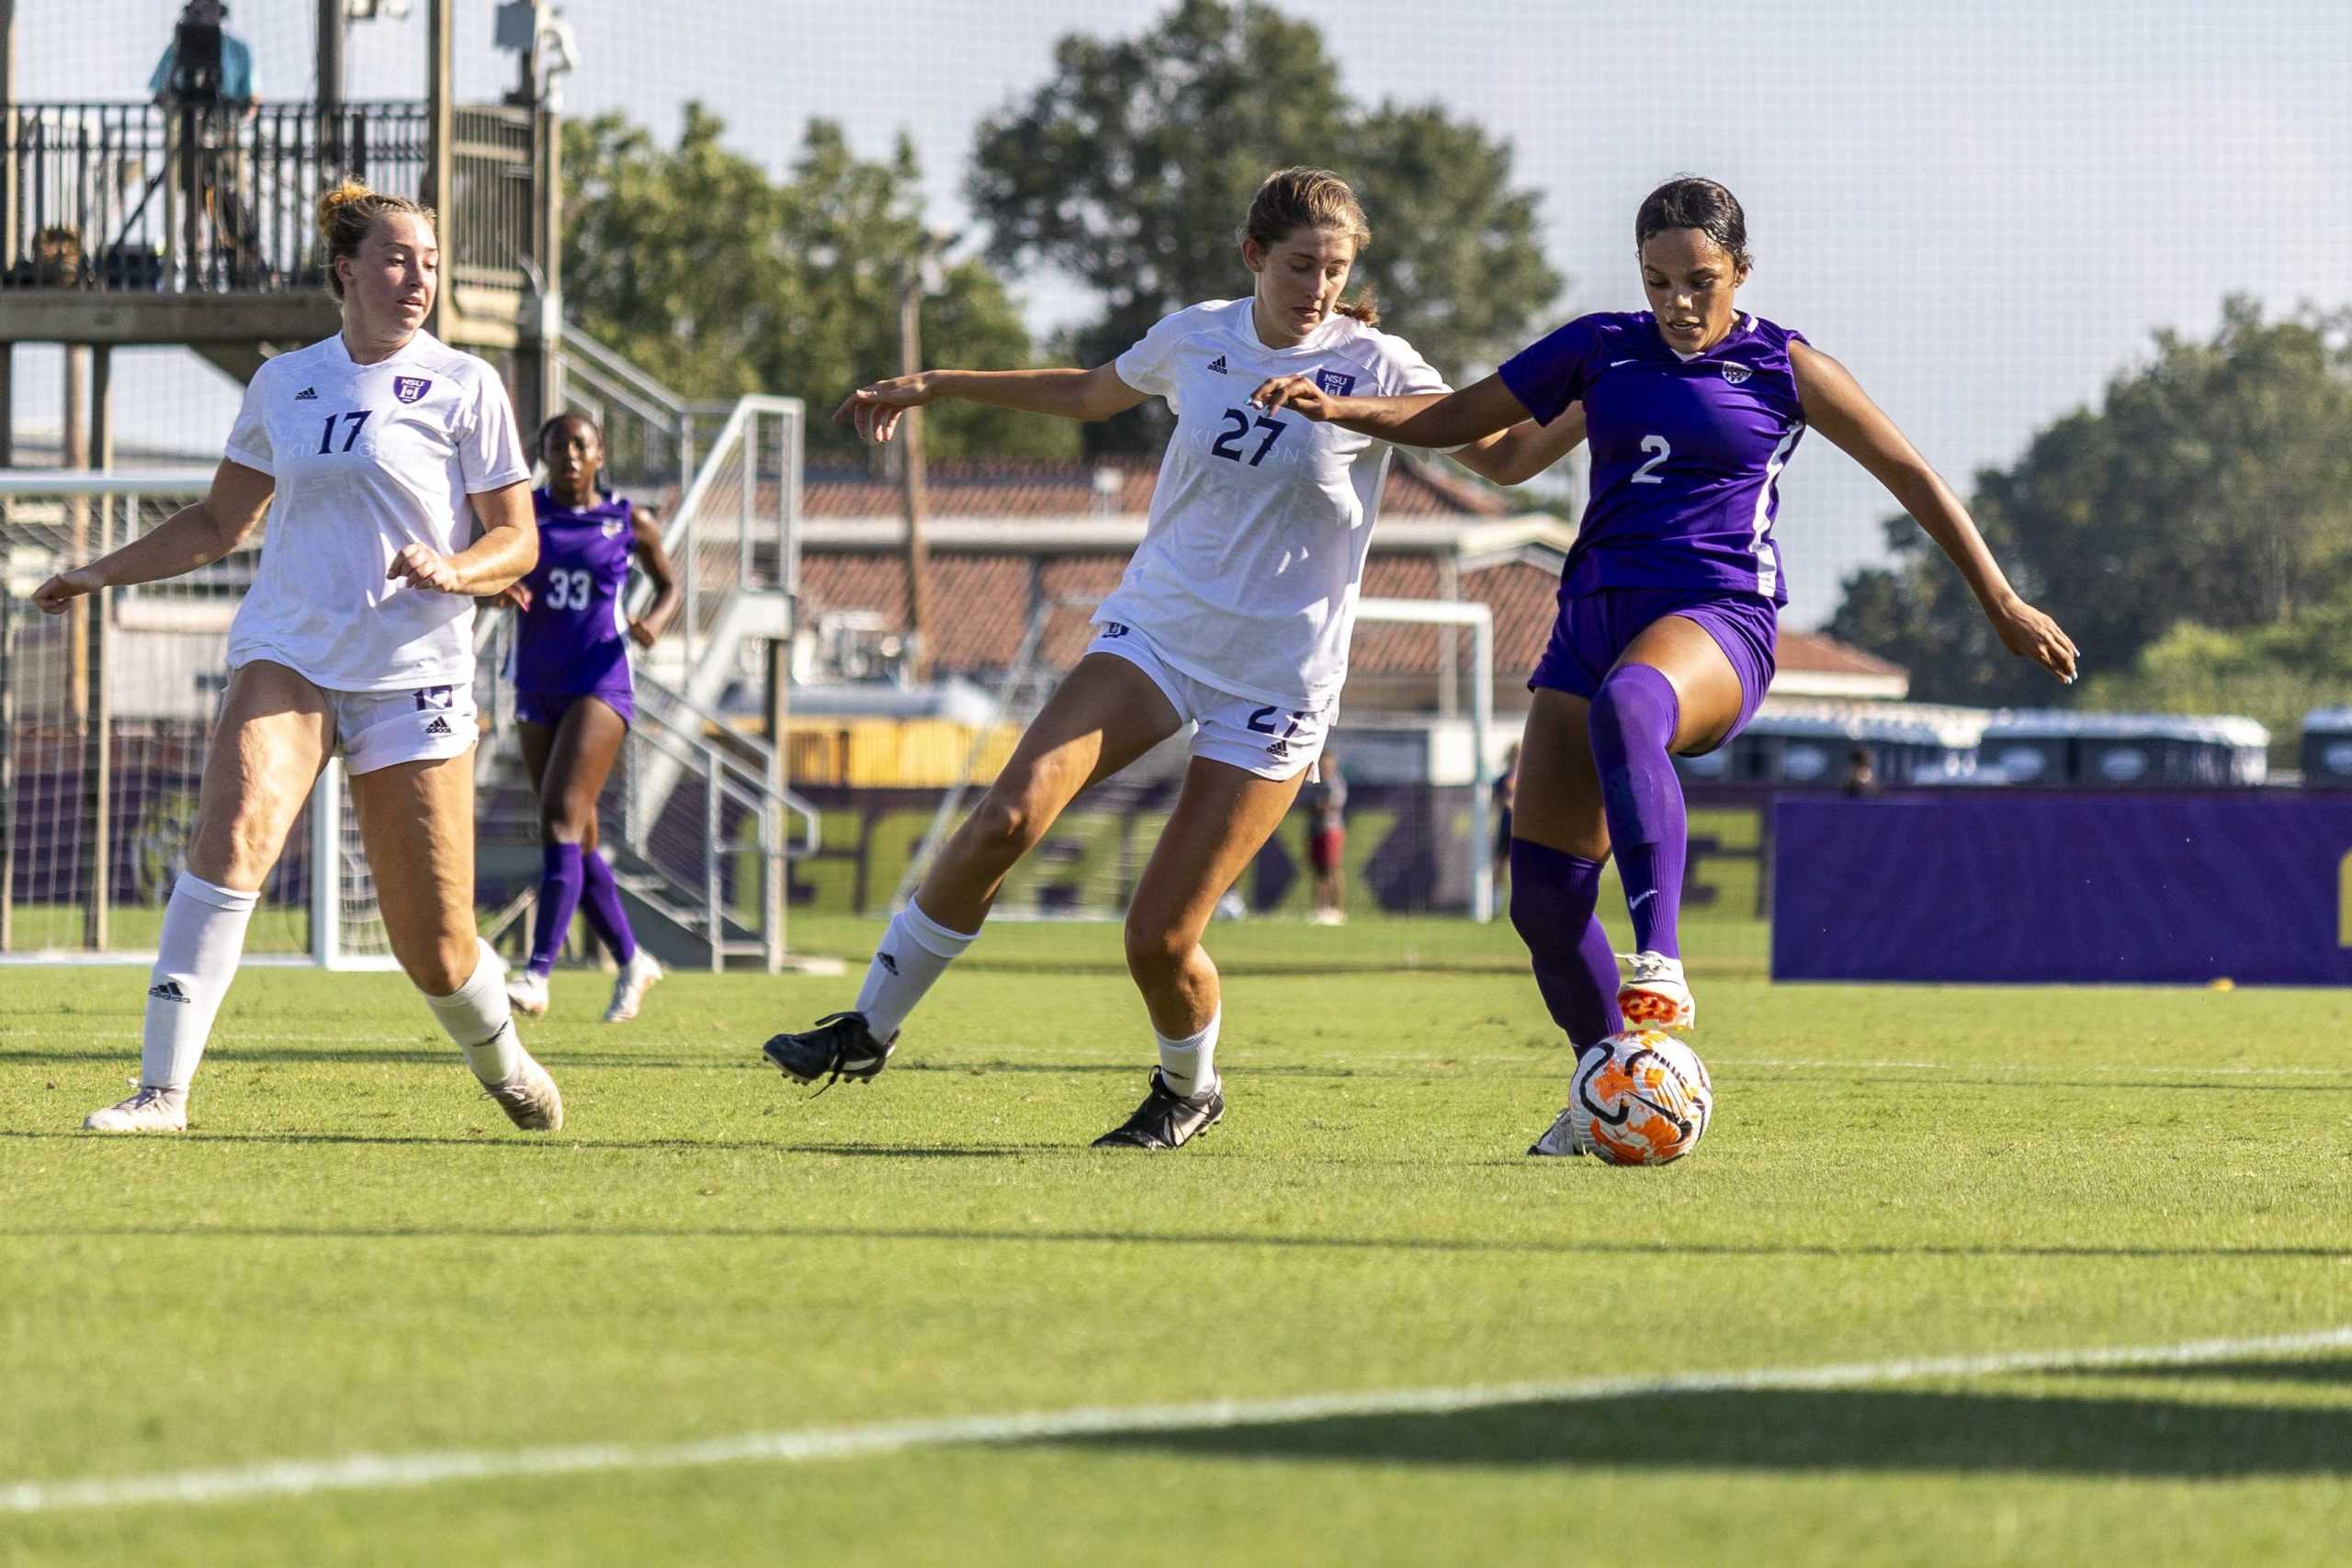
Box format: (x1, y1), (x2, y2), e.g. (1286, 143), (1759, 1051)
(1508, 839), (1625, 1048)
(577, 847), (639, 964)
(1589, 663), (1689, 959)
(527, 842), (585, 978)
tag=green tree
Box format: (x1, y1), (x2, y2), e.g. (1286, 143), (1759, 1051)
(967, 0), (1561, 452)
(562, 106), (1076, 462)
(1829, 299), (2352, 706)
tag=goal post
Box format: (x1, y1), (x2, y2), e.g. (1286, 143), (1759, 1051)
(0, 470), (400, 968)
(1356, 596), (1498, 923)
(889, 593), (1498, 923)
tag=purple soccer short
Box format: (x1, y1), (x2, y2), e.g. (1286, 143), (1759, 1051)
(514, 687), (636, 729)
(1529, 587), (1777, 753)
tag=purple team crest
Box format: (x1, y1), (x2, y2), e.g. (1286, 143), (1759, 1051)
(1314, 367), (1356, 397)
(1721, 363), (1752, 386)
(393, 376), (433, 404)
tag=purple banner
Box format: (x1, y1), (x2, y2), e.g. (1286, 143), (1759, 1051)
(1772, 794), (2352, 986)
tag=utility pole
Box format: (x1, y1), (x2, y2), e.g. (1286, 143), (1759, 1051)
(896, 247), (935, 685)
(424, 0), (454, 342)
(317, 0), (345, 172)
(2, 0), (18, 277)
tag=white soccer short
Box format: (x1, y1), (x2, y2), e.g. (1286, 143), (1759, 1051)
(323, 682), (480, 775)
(1087, 621), (1332, 783)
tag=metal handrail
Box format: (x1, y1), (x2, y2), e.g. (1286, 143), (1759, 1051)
(636, 671), (820, 859)
(560, 326), (691, 422)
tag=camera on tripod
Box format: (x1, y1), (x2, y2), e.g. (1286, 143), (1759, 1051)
(166, 2), (231, 107)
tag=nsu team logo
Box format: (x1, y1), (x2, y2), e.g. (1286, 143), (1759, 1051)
(1313, 368), (1356, 397)
(1720, 363), (1752, 386)
(393, 376), (434, 404)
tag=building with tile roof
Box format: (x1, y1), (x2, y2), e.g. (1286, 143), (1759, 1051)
(791, 453), (1907, 709)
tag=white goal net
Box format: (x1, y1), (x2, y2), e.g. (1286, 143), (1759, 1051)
(890, 595), (1496, 923)
(0, 471), (397, 967)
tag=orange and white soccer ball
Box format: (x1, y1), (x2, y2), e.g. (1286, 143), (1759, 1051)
(1566, 1030), (1713, 1166)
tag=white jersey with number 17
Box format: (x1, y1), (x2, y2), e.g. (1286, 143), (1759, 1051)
(221, 330), (530, 694)
(1099, 299), (1450, 712)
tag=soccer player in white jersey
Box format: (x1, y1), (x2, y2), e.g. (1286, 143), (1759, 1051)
(762, 167), (1581, 1148)
(34, 181), (563, 1134)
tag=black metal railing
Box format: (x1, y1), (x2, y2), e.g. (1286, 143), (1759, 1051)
(1, 100), (451, 295)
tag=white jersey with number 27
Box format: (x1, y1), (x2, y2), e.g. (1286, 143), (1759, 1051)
(1100, 299), (1450, 711)
(221, 330), (530, 693)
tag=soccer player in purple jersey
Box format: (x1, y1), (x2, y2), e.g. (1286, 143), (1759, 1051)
(498, 412), (681, 1023)
(1256, 177), (2075, 1147)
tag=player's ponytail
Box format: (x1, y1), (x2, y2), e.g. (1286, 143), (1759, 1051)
(1240, 166), (1379, 327)
(316, 180), (437, 299)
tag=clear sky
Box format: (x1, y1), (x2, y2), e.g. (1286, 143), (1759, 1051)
(11, 0), (2350, 626)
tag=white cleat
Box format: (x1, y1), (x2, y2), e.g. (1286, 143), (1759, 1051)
(603, 951), (663, 1024)
(84, 1083), (188, 1134)
(1617, 950), (1696, 1032)
(1526, 1106), (1589, 1158)
(505, 969), (550, 1019)
(485, 1050), (564, 1132)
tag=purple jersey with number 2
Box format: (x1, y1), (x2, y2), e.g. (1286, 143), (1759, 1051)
(514, 487), (635, 698)
(1499, 310), (1806, 605)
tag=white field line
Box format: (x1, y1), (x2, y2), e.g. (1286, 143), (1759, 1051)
(6, 1325), (2347, 1516)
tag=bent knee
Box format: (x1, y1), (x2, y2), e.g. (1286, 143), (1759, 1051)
(540, 807), (596, 845)
(966, 790), (1041, 854)
(405, 936), (484, 998)
(1123, 919), (1193, 981)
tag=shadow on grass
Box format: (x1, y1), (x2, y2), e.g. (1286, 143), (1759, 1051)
(0, 1050), (1565, 1083)
(949, 955), (1774, 981)
(0, 1129), (1046, 1157)
(1052, 1383), (2352, 1479)
(2073, 1357), (2352, 1387)
(0, 1198), (2342, 1263)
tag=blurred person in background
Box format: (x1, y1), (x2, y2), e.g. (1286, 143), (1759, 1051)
(1301, 743), (1349, 925)
(497, 412), (679, 1025)
(1490, 742), (1520, 899)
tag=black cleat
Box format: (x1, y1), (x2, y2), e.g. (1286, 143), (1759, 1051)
(1091, 1071), (1224, 1150)
(762, 1011), (897, 1088)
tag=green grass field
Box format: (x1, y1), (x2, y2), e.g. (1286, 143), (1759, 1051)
(3, 908), (2348, 1565)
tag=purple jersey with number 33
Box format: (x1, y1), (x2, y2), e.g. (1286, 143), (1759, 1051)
(1500, 310), (1807, 605)
(513, 488), (635, 696)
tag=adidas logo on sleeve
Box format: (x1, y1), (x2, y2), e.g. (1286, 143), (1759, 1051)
(294, 386), (319, 400)
(1206, 355), (1227, 375)
(424, 716), (454, 736)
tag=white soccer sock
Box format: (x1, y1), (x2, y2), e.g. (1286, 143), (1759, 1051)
(423, 939), (525, 1087)
(140, 873), (261, 1091)
(853, 901), (978, 1042)
(1155, 1010), (1222, 1100)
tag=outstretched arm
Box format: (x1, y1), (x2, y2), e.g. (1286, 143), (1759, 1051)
(1459, 403), (1588, 486)
(32, 459), (275, 613)
(1792, 340), (2076, 683)
(834, 364), (1149, 444)
(1250, 371), (1534, 452)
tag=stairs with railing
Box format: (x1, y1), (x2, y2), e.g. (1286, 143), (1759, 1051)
(478, 329), (823, 972)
